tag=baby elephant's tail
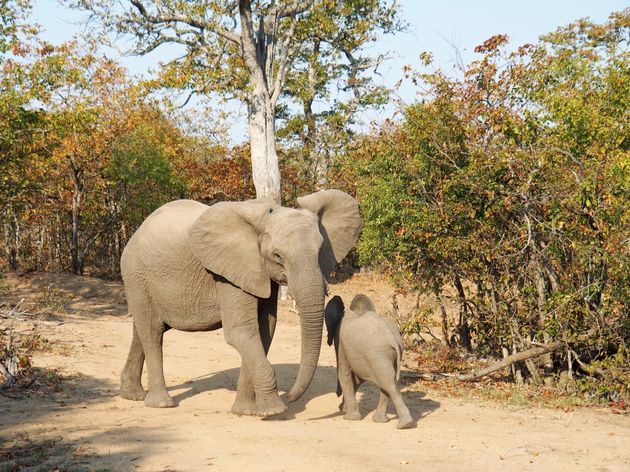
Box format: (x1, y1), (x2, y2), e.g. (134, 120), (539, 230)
(395, 343), (402, 382)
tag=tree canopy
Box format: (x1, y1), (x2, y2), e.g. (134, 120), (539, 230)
(68, 0), (402, 202)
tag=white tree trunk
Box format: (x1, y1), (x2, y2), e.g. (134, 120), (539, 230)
(248, 87), (281, 204)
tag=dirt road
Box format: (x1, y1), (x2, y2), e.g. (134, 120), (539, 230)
(1, 273), (628, 471)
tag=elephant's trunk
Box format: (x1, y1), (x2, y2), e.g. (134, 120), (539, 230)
(286, 264), (325, 403)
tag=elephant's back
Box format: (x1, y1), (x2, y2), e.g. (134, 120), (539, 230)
(341, 312), (400, 382)
(121, 200), (208, 275)
(343, 313), (400, 350)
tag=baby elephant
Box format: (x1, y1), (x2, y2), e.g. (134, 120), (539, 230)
(325, 294), (413, 429)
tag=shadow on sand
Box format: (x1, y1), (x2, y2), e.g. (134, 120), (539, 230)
(168, 363), (440, 427)
(0, 371), (170, 471)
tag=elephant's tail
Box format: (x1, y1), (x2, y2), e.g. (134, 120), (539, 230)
(395, 344), (402, 383)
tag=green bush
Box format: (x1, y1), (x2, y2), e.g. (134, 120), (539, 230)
(347, 11), (630, 392)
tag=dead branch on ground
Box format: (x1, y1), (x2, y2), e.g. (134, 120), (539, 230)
(403, 340), (565, 382)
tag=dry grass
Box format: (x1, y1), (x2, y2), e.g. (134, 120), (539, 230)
(402, 344), (629, 413)
(0, 301), (68, 398)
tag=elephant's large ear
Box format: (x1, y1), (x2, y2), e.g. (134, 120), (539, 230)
(297, 190), (362, 277)
(325, 295), (345, 346)
(189, 200), (271, 298)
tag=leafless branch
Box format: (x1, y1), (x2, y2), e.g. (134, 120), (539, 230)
(270, 17), (298, 104)
(129, 0), (241, 45)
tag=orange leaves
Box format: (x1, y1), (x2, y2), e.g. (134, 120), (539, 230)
(474, 34), (509, 54)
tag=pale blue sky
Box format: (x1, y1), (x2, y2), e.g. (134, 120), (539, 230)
(30, 0), (627, 142)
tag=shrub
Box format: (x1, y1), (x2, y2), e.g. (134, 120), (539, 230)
(348, 11), (630, 393)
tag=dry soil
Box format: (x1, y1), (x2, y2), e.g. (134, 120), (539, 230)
(0, 272), (628, 471)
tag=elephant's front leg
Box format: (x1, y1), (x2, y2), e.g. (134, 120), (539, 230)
(232, 300), (278, 415)
(218, 281), (285, 417)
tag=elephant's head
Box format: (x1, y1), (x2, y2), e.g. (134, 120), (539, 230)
(348, 293), (376, 315)
(325, 293), (375, 346)
(189, 190), (362, 402)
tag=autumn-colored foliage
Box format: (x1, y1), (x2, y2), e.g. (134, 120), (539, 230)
(1, 3), (628, 399)
(0, 38), (263, 277)
(348, 12), (629, 399)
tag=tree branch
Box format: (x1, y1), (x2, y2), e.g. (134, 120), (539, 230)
(270, 16), (298, 104)
(278, 0), (314, 18)
(455, 341), (564, 381)
(239, 0), (261, 77)
(129, 0), (241, 45)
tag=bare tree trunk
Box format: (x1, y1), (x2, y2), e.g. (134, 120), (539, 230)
(502, 347), (513, 379)
(453, 275), (472, 351)
(68, 157), (85, 275)
(403, 340), (564, 383)
(36, 226), (45, 269)
(507, 301), (542, 384)
(5, 210), (21, 271)
(303, 39), (329, 190)
(434, 286), (450, 347)
(533, 257), (554, 372)
(4, 219), (18, 272)
(239, 1), (285, 204)
(54, 213), (63, 271)
(248, 90), (282, 203)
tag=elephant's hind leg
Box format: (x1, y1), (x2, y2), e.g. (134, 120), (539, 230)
(391, 385), (413, 429)
(381, 379), (412, 429)
(373, 362), (413, 429)
(338, 348), (361, 421)
(134, 313), (175, 408)
(372, 390), (391, 423)
(120, 321), (146, 401)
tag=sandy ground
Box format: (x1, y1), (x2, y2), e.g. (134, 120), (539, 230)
(1, 273), (629, 471)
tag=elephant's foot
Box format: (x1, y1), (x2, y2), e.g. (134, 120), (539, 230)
(343, 410), (361, 421)
(120, 384), (147, 401)
(231, 397), (257, 416)
(396, 415), (413, 429)
(255, 394), (287, 417)
(144, 388), (176, 408)
(372, 412), (390, 423)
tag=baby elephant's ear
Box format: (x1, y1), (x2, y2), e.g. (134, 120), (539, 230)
(324, 295), (345, 346)
(349, 293), (376, 315)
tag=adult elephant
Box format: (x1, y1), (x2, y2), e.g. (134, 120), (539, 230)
(119, 190), (362, 417)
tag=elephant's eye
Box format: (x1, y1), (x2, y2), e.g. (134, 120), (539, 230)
(273, 252), (283, 263)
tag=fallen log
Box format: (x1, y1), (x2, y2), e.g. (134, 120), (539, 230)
(455, 340), (564, 381)
(401, 371), (455, 381)
(402, 341), (566, 383)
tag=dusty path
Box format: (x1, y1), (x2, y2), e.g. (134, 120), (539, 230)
(1, 273), (629, 471)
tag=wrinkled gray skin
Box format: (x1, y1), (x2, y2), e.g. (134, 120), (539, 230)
(119, 190), (362, 417)
(325, 294), (413, 429)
